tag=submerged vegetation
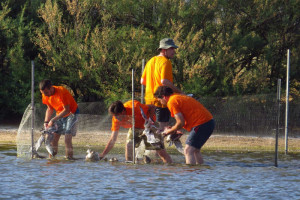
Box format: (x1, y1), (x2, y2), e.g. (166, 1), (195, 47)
(0, 0), (299, 119)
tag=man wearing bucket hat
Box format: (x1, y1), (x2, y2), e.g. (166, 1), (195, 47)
(141, 38), (183, 132)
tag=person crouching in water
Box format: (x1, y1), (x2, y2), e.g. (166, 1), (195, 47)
(154, 86), (215, 165)
(100, 100), (172, 163)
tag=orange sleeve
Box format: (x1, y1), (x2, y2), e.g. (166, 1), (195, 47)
(111, 116), (120, 131)
(168, 97), (181, 117)
(60, 88), (71, 106)
(141, 65), (147, 84)
(42, 94), (49, 105)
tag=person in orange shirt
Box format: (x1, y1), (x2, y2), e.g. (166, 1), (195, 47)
(39, 80), (79, 160)
(154, 86), (215, 165)
(100, 100), (172, 163)
(141, 38), (183, 132)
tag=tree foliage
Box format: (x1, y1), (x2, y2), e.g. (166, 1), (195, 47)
(0, 0), (299, 118)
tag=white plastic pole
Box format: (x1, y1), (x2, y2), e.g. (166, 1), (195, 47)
(141, 59), (145, 104)
(285, 49), (290, 154)
(132, 68), (135, 164)
(31, 61), (35, 159)
(275, 79), (281, 167)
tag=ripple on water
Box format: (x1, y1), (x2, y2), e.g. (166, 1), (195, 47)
(0, 145), (299, 199)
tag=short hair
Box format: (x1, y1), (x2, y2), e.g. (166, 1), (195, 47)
(108, 101), (125, 115)
(154, 86), (174, 98)
(39, 79), (52, 90)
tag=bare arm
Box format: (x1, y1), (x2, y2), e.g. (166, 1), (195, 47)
(140, 78), (145, 85)
(45, 105), (54, 122)
(161, 79), (183, 94)
(44, 105), (54, 128)
(163, 112), (185, 135)
(100, 131), (119, 159)
(48, 104), (71, 127)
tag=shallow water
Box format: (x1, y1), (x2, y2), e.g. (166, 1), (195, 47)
(1, 145), (299, 200)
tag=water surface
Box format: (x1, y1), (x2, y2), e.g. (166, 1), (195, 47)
(0, 145), (299, 200)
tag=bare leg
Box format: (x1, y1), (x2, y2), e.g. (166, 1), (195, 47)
(125, 141), (133, 161)
(65, 134), (73, 159)
(144, 150), (159, 158)
(184, 144), (196, 165)
(50, 133), (61, 158)
(157, 149), (172, 164)
(194, 148), (204, 165)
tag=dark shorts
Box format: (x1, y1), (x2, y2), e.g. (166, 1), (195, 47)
(186, 119), (215, 149)
(155, 107), (170, 122)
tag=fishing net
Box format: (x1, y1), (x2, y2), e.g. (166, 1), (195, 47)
(200, 94), (300, 152)
(17, 102), (121, 158)
(17, 94), (300, 158)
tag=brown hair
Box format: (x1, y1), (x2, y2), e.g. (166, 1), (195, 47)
(108, 101), (125, 115)
(39, 79), (52, 90)
(154, 86), (174, 98)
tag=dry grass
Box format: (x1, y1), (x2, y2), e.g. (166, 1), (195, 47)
(205, 135), (300, 152)
(1, 130), (299, 153)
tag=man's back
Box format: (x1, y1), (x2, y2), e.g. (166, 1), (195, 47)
(141, 56), (173, 106)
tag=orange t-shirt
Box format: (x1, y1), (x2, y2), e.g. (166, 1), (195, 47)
(167, 94), (213, 132)
(141, 56), (173, 107)
(42, 86), (78, 117)
(111, 100), (151, 131)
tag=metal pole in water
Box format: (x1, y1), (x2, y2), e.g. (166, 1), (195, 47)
(285, 49), (290, 154)
(132, 68), (135, 164)
(141, 59), (145, 104)
(31, 61), (35, 159)
(275, 79), (281, 167)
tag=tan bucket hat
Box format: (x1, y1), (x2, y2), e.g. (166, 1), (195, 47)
(157, 38), (179, 50)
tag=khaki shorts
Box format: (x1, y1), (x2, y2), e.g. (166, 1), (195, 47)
(56, 113), (78, 136)
(126, 128), (165, 150)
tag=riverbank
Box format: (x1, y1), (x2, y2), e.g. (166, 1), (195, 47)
(1, 128), (299, 153)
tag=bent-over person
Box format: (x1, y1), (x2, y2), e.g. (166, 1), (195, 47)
(100, 100), (172, 163)
(39, 79), (79, 159)
(154, 86), (215, 165)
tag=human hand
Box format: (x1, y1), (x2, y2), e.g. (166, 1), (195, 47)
(172, 130), (183, 140)
(99, 153), (104, 160)
(48, 119), (55, 128)
(166, 130), (183, 142)
(162, 126), (172, 136)
(44, 122), (49, 129)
